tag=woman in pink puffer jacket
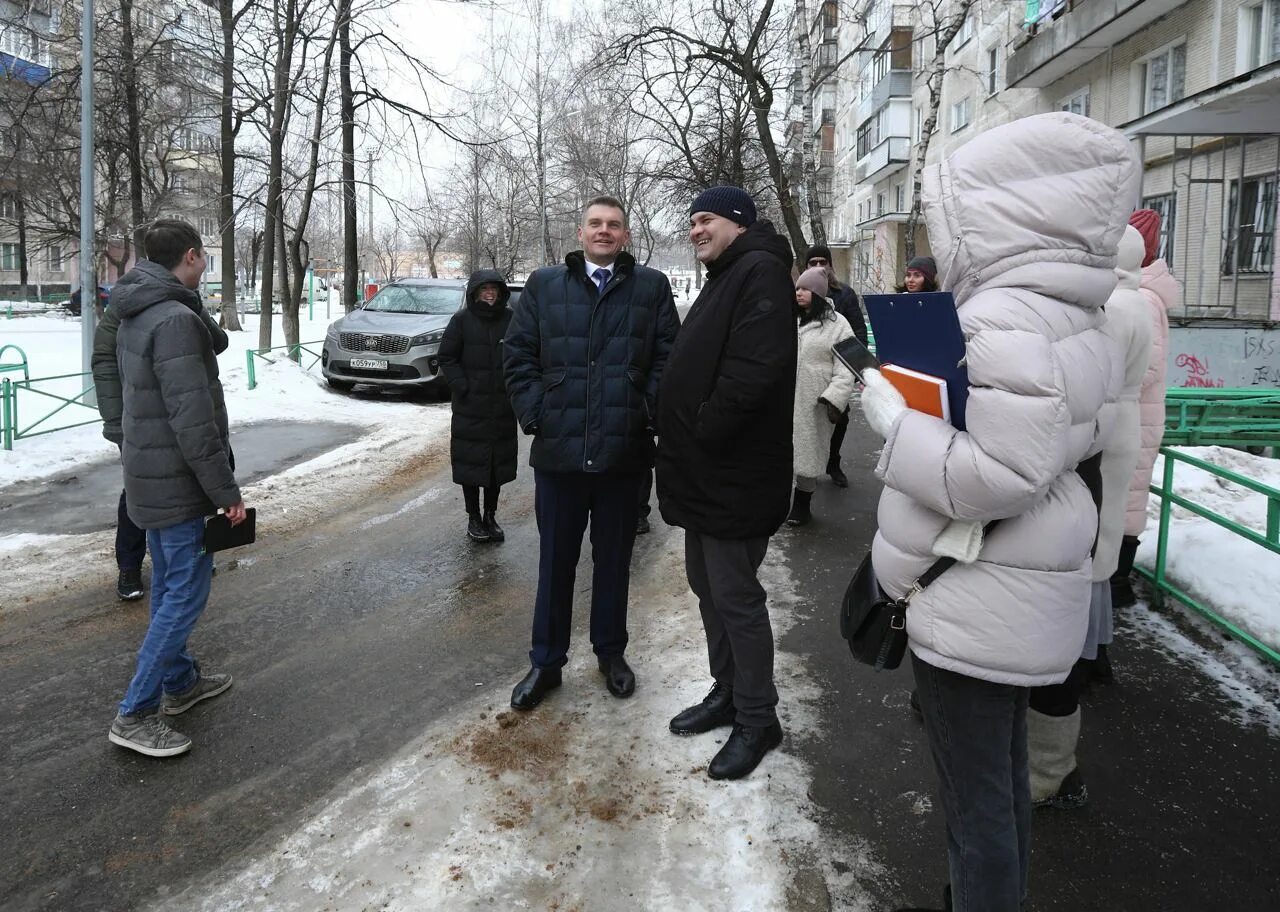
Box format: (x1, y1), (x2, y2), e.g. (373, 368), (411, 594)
(1112, 209), (1178, 607)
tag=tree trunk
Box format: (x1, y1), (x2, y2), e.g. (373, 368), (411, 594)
(217, 0), (242, 331)
(258, 0), (299, 351)
(119, 0), (146, 261)
(15, 193), (29, 299)
(795, 0), (826, 246)
(338, 0), (358, 313)
(747, 71), (808, 258)
(249, 229), (261, 289)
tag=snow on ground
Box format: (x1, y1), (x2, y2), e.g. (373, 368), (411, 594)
(1134, 446), (1280, 653)
(0, 306), (451, 604)
(158, 534), (887, 912)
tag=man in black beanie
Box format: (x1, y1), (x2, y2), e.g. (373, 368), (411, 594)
(802, 243), (867, 487)
(656, 186), (797, 780)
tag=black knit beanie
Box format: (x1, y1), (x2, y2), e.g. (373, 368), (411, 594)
(689, 186), (757, 227)
(804, 244), (833, 264)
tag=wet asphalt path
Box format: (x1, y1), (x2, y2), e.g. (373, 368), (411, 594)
(2, 411), (1278, 910)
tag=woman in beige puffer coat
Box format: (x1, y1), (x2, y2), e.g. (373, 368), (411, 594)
(859, 112), (1139, 912)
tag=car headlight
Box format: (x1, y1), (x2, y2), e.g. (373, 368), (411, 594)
(411, 330), (444, 346)
(325, 323), (340, 338)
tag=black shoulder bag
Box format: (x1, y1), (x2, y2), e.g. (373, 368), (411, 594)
(839, 523), (998, 672)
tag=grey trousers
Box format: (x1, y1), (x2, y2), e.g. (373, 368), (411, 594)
(912, 652), (1031, 912)
(684, 532), (778, 727)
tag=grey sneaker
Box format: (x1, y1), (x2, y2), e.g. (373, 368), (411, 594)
(109, 712), (191, 757)
(162, 673), (233, 716)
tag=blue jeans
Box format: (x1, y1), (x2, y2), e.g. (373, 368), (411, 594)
(118, 516), (213, 717)
(911, 652), (1031, 912)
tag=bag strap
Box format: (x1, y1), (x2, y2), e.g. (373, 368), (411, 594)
(901, 519), (1001, 605)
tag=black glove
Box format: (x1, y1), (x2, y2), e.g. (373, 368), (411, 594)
(820, 397), (843, 424)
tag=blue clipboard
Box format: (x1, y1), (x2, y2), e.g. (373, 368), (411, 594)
(864, 292), (969, 430)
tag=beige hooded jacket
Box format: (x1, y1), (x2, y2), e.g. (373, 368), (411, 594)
(870, 113), (1140, 686)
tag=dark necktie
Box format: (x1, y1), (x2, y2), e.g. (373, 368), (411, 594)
(592, 267), (610, 296)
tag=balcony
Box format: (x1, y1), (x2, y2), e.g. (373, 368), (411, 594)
(857, 69), (913, 125)
(866, 4), (915, 49)
(1007, 0), (1191, 88)
(855, 136), (911, 184)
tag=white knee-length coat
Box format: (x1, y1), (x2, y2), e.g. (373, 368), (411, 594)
(793, 311), (856, 478)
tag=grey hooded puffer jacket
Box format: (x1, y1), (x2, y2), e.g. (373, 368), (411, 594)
(870, 113), (1140, 687)
(114, 260), (240, 529)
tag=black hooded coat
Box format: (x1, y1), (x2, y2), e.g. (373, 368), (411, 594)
(656, 220), (798, 539)
(438, 270), (519, 488)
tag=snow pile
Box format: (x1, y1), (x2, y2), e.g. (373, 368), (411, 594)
(1135, 446), (1280, 652)
(159, 534), (887, 912)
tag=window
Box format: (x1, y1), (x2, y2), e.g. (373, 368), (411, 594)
(953, 13), (974, 50)
(912, 105), (922, 147)
(1138, 43), (1186, 114)
(1, 243), (19, 271)
(1223, 176), (1276, 275)
(986, 46), (1000, 96)
(872, 47), (889, 83)
(895, 184), (905, 212)
(1238, 0), (1280, 72)
(205, 253), (217, 274)
(1141, 194), (1176, 267)
(876, 192), (886, 216)
(1060, 87), (1091, 117)
(48, 245), (63, 271)
(950, 96), (971, 133)
(0, 194), (16, 220)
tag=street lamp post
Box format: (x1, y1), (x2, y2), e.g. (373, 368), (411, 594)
(79, 0), (96, 405)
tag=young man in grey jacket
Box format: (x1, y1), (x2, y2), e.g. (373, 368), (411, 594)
(108, 219), (248, 758)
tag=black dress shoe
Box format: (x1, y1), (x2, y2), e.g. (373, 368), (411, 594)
(827, 462), (849, 488)
(669, 682), (735, 735)
(510, 666), (561, 710)
(597, 654), (635, 698)
(707, 721), (783, 780)
(467, 513), (491, 542)
(636, 515), (651, 535)
(484, 511), (505, 543)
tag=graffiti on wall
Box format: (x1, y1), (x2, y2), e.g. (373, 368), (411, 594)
(1168, 327), (1280, 389)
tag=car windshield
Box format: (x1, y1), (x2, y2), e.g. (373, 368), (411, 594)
(363, 285), (461, 315)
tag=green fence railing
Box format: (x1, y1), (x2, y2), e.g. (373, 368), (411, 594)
(1163, 388), (1280, 448)
(1136, 446), (1280, 666)
(245, 340), (325, 391)
(1, 370), (99, 450)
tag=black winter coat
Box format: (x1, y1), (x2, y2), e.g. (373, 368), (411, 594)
(438, 270), (518, 487)
(504, 251), (680, 475)
(656, 221), (798, 539)
(831, 283), (869, 346)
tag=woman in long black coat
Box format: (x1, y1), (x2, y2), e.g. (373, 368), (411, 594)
(438, 270), (518, 542)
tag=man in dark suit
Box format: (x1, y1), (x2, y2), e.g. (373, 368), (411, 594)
(503, 195), (681, 710)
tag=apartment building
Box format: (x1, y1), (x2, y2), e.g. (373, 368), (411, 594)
(817, 0), (1278, 320)
(0, 0), (223, 301)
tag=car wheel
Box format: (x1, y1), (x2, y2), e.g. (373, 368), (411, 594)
(326, 377), (355, 392)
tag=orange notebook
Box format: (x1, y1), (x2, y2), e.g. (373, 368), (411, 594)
(881, 363), (951, 423)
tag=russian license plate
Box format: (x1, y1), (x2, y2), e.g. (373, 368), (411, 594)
(350, 358), (388, 370)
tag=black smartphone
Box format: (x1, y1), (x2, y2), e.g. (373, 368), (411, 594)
(832, 336), (881, 382)
(203, 508), (257, 554)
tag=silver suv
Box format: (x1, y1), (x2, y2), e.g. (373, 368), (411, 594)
(321, 279), (466, 391)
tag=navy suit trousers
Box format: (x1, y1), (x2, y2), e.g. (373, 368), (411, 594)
(530, 469), (641, 669)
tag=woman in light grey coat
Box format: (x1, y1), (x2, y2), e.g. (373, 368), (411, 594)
(861, 113), (1140, 912)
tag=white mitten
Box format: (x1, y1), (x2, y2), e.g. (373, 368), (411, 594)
(931, 519), (984, 564)
(860, 368), (908, 438)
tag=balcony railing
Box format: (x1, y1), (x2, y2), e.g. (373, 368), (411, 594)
(1007, 0), (1190, 88)
(857, 69), (913, 125)
(855, 136), (911, 184)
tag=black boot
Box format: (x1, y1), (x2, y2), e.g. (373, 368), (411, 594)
(785, 489), (813, 526)
(1092, 644), (1115, 684)
(484, 510), (505, 543)
(466, 513), (491, 542)
(1110, 535), (1140, 608)
(826, 458), (849, 488)
(116, 568), (144, 601)
(707, 721), (783, 780)
(669, 682), (735, 735)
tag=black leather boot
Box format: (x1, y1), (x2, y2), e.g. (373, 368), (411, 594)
(467, 513), (491, 542)
(827, 458), (849, 488)
(670, 682), (735, 735)
(785, 489), (813, 526)
(484, 511), (505, 542)
(510, 666), (562, 710)
(707, 721), (783, 780)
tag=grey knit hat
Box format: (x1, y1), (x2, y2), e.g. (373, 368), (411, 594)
(689, 185), (757, 227)
(796, 266), (829, 298)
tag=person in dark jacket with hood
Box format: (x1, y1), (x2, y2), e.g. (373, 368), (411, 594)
(438, 270), (517, 543)
(802, 244), (868, 488)
(503, 195), (681, 712)
(92, 282), (229, 601)
(897, 255), (940, 293)
(656, 186), (797, 780)
(107, 219), (247, 759)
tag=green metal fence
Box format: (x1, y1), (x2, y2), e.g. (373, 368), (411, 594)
(1163, 388), (1280, 448)
(1136, 446), (1280, 666)
(245, 340), (325, 391)
(1, 369), (100, 450)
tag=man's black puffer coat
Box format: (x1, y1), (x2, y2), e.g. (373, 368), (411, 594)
(113, 261), (240, 529)
(656, 220), (798, 539)
(503, 251), (680, 475)
(438, 270), (518, 487)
